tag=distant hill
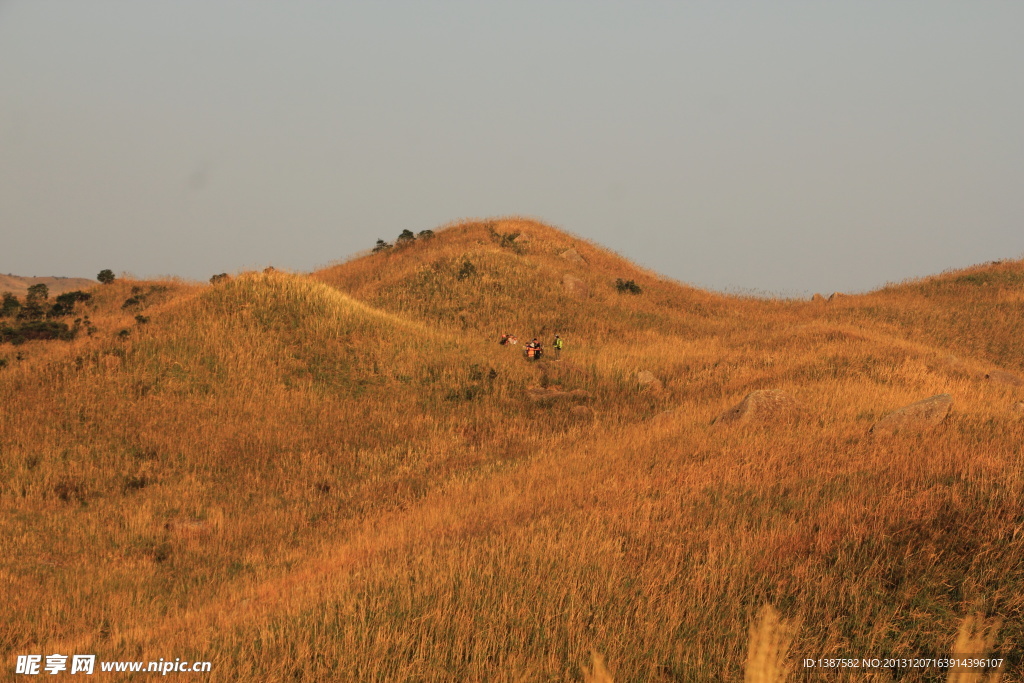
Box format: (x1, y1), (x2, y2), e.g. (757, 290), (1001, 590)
(0, 273), (97, 296)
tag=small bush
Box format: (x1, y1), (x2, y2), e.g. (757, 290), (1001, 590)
(56, 291), (92, 306)
(210, 273), (230, 284)
(487, 225), (525, 253)
(26, 283), (49, 303)
(97, 269), (115, 285)
(135, 315), (150, 324)
(396, 229), (416, 244)
(122, 296), (142, 309)
(457, 260), (477, 281)
(373, 239), (393, 253)
(17, 300), (45, 320)
(50, 291), (91, 317)
(0, 293), (20, 318)
(615, 278), (643, 295)
(417, 229), (435, 239)
(123, 475), (150, 493)
(54, 478), (88, 504)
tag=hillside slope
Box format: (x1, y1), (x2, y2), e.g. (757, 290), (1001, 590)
(2, 221), (1022, 680)
(0, 274), (96, 296)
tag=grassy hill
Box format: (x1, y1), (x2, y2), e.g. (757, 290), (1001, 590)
(0, 274), (97, 297)
(2, 219), (1022, 680)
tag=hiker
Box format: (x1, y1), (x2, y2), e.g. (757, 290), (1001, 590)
(552, 334), (564, 359)
(500, 333), (510, 345)
(525, 338), (541, 361)
(500, 333), (518, 346)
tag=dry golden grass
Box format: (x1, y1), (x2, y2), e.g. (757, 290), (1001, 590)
(2, 219), (1023, 680)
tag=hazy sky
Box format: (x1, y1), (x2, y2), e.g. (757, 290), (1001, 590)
(2, 2), (1022, 296)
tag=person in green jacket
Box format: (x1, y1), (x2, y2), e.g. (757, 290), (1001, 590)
(553, 334), (564, 360)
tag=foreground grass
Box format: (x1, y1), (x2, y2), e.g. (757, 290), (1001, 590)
(2, 220), (1023, 680)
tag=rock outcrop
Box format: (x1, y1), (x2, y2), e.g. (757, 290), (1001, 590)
(713, 389), (798, 425)
(559, 248), (587, 264)
(870, 394), (952, 436)
(637, 370), (663, 390)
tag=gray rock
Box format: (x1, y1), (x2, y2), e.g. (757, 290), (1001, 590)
(714, 389), (798, 425)
(870, 394), (952, 436)
(637, 370), (663, 390)
(559, 248), (587, 264)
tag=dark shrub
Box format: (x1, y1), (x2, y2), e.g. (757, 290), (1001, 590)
(210, 273), (230, 284)
(54, 478), (87, 504)
(97, 269), (115, 284)
(0, 293), (20, 318)
(135, 315), (150, 324)
(123, 475), (150, 493)
(372, 239), (392, 253)
(615, 278), (643, 294)
(396, 229), (416, 244)
(457, 260), (477, 280)
(487, 225), (525, 252)
(26, 283), (48, 302)
(17, 300), (45, 320)
(417, 229), (435, 239)
(1, 320), (75, 344)
(51, 291), (91, 317)
(55, 290), (91, 307)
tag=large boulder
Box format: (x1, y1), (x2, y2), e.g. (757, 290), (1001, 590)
(559, 248), (587, 264)
(637, 370), (663, 390)
(713, 389), (798, 425)
(561, 273), (589, 299)
(811, 293), (825, 303)
(870, 394), (952, 436)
